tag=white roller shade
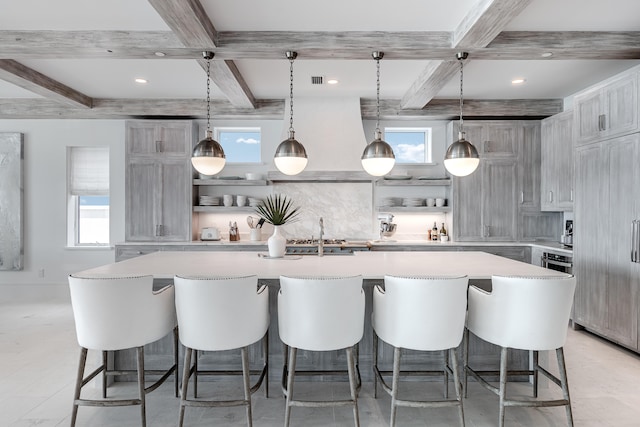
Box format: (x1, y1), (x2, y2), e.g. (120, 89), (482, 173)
(68, 147), (109, 196)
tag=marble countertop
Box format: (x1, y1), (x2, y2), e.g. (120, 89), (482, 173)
(78, 250), (569, 280)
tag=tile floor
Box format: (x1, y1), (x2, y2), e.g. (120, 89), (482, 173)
(2, 295), (640, 426)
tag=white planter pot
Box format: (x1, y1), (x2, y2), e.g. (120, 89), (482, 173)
(268, 225), (286, 258)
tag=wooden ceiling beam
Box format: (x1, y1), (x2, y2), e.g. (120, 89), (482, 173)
(400, 0), (533, 109)
(0, 59), (93, 108)
(1, 30), (639, 60)
(0, 98), (284, 119)
(361, 98), (563, 120)
(148, 0), (257, 109)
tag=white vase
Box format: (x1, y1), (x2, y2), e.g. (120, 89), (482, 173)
(268, 225), (286, 258)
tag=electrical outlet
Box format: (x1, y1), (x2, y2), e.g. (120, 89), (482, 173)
(38, 269), (45, 278)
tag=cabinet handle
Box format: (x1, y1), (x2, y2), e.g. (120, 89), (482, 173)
(598, 114), (607, 131)
(155, 140), (162, 152)
(570, 189), (573, 202)
(520, 191), (524, 204)
(155, 224), (163, 237)
(632, 220), (636, 263)
(548, 191), (553, 203)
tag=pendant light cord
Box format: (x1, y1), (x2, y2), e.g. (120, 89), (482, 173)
(289, 56), (294, 134)
(206, 57), (211, 133)
(459, 58), (464, 135)
(375, 56), (381, 134)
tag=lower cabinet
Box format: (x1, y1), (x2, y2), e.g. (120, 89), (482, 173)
(574, 134), (640, 350)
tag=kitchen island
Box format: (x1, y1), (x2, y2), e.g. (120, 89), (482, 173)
(76, 251), (569, 383)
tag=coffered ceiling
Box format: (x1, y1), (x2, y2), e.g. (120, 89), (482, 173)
(0, 0), (639, 119)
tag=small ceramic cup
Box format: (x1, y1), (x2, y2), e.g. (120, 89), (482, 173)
(236, 195), (247, 206)
(223, 194), (234, 207)
(250, 228), (262, 241)
(436, 198), (445, 207)
(426, 198), (436, 207)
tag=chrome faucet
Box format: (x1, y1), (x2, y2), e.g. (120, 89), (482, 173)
(318, 217), (324, 257)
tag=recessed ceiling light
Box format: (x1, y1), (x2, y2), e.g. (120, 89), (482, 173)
(327, 79), (339, 85)
(154, 52), (166, 57)
(541, 52), (553, 58)
(135, 78), (148, 84)
(511, 78), (526, 85)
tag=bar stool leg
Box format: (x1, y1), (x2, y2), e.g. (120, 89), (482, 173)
(450, 347), (465, 427)
(70, 347), (88, 427)
(346, 346), (360, 427)
(443, 349), (449, 399)
(173, 327), (179, 398)
(533, 350), (539, 398)
(241, 346), (253, 427)
(136, 346), (146, 427)
(389, 346), (402, 427)
(557, 348), (574, 427)
(263, 331), (269, 398)
(193, 349), (198, 398)
(498, 347), (508, 427)
(178, 347), (192, 427)
(372, 330), (379, 398)
(284, 346), (297, 427)
(463, 328), (469, 398)
(102, 351), (108, 398)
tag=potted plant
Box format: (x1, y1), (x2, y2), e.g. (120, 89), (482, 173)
(255, 194), (301, 258)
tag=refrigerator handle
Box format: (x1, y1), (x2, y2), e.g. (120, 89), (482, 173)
(632, 220), (639, 263)
(636, 220), (640, 263)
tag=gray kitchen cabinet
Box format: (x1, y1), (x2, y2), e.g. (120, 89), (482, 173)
(541, 111), (574, 211)
(125, 120), (195, 242)
(574, 69), (638, 146)
(574, 133), (639, 350)
(453, 121), (555, 242)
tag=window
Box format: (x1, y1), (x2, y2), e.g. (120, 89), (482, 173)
(384, 127), (433, 164)
(67, 147), (109, 246)
(214, 127), (261, 163)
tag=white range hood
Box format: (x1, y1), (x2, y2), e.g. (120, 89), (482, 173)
(279, 97), (370, 171)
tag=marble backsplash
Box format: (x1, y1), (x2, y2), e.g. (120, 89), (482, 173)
(273, 182), (374, 240)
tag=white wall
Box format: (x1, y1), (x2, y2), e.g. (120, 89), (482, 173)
(0, 120), (125, 297)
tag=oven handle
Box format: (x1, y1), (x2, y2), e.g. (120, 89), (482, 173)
(542, 256), (573, 269)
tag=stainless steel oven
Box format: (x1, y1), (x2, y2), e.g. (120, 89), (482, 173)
(542, 252), (573, 274)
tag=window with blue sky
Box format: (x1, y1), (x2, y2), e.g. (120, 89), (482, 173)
(215, 127), (261, 163)
(384, 127), (432, 164)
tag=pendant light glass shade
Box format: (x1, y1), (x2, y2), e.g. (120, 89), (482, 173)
(362, 51), (395, 177)
(275, 51), (307, 175)
(444, 52), (479, 177)
(274, 130), (308, 175)
(191, 51), (226, 176)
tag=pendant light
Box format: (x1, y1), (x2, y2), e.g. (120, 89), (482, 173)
(444, 52), (479, 177)
(191, 51), (226, 176)
(274, 51), (308, 176)
(361, 51), (395, 177)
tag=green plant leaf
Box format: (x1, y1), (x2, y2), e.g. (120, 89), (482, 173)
(255, 194), (300, 226)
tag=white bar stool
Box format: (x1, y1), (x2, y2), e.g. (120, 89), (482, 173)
(68, 274), (178, 427)
(278, 275), (365, 427)
(372, 275), (468, 427)
(464, 275), (576, 427)
(174, 275), (269, 427)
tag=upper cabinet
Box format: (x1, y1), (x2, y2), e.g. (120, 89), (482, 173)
(574, 68), (639, 146)
(452, 120), (560, 242)
(125, 120), (195, 242)
(541, 111), (574, 212)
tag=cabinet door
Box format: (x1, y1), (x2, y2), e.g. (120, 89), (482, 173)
(519, 122), (540, 209)
(452, 125), (484, 241)
(126, 120), (192, 156)
(482, 159), (517, 241)
(605, 135), (639, 348)
(157, 159), (191, 241)
(574, 144), (608, 331)
(574, 89), (603, 146)
(126, 159), (157, 241)
(555, 112), (574, 210)
(605, 73), (638, 139)
(482, 123), (519, 157)
(540, 117), (556, 211)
